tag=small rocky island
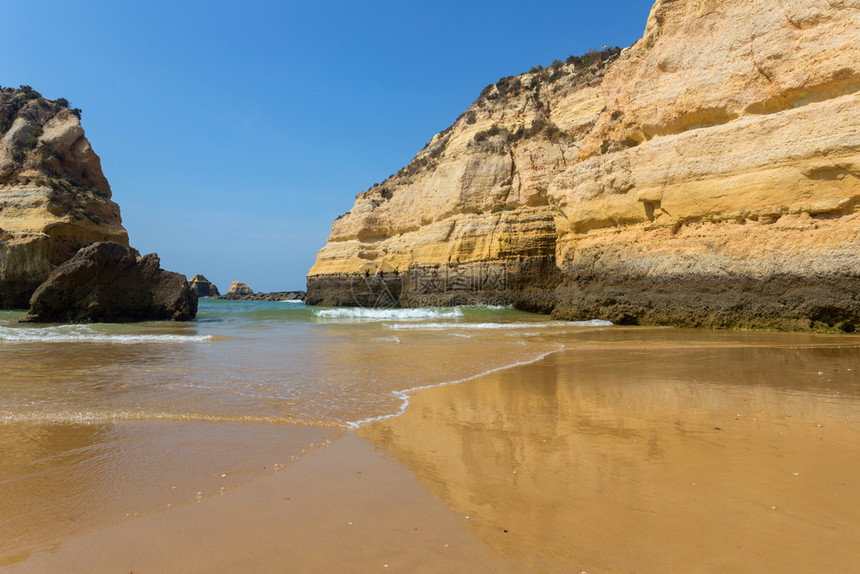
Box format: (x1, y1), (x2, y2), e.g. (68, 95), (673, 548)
(188, 276), (305, 302)
(215, 280), (304, 302)
(0, 86), (195, 322)
(189, 274), (220, 297)
(226, 281), (254, 296)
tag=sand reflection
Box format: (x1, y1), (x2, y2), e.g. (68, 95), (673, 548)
(360, 337), (860, 573)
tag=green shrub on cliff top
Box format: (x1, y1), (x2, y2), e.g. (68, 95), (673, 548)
(19, 85), (40, 97)
(566, 46), (621, 67)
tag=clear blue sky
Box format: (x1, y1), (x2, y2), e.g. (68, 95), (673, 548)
(2, 1), (653, 292)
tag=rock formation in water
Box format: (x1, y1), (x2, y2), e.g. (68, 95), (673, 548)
(308, 0), (859, 333)
(24, 242), (197, 323)
(189, 274), (220, 297)
(226, 281), (254, 296)
(219, 290), (305, 302)
(0, 86), (129, 308)
(215, 280), (305, 301)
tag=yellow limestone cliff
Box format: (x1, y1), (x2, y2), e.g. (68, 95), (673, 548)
(0, 87), (128, 308)
(308, 0), (859, 332)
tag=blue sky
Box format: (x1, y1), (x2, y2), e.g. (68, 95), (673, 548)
(2, 1), (653, 292)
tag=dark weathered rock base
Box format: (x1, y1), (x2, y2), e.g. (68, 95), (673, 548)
(306, 257), (561, 313)
(24, 241), (197, 323)
(308, 261), (859, 334)
(214, 291), (305, 302)
(553, 273), (859, 334)
(0, 235), (121, 309)
(189, 274), (220, 297)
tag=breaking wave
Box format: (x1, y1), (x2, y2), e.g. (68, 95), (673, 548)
(313, 307), (465, 321)
(0, 325), (214, 343)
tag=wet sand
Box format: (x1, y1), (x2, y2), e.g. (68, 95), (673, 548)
(7, 433), (520, 574)
(0, 421), (343, 566)
(5, 329), (860, 573)
(360, 336), (860, 573)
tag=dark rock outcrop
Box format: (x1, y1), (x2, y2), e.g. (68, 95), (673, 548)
(189, 274), (220, 297)
(305, 259), (557, 312)
(215, 290), (305, 302)
(23, 241), (197, 323)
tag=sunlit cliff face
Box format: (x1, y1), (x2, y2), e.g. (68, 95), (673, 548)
(0, 88), (128, 308)
(308, 0), (859, 331)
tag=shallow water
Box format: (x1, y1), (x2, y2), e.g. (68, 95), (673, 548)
(0, 301), (572, 428)
(2, 300), (859, 569)
(0, 300), (596, 563)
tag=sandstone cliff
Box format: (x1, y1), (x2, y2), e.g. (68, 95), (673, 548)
(0, 86), (128, 308)
(308, 0), (859, 332)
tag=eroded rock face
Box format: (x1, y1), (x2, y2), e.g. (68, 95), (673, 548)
(308, 0), (859, 332)
(24, 242), (197, 323)
(189, 274), (220, 297)
(307, 49), (616, 312)
(0, 87), (128, 308)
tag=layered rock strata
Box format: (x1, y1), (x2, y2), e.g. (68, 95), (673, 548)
(308, 0), (859, 332)
(24, 242), (197, 323)
(0, 86), (128, 308)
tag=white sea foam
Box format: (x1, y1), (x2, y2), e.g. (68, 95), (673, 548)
(345, 345), (565, 428)
(278, 300), (305, 304)
(567, 319), (614, 327)
(384, 319), (613, 330)
(0, 325), (213, 343)
(313, 307), (464, 321)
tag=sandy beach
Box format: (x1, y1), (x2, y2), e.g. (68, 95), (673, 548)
(2, 0), (858, 570)
(6, 328), (860, 573)
(361, 340), (860, 572)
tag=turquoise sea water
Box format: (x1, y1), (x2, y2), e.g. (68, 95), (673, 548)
(0, 299), (613, 561)
(0, 299), (609, 428)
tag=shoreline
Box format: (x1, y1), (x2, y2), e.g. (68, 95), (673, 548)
(344, 344), (568, 428)
(5, 328), (860, 572)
